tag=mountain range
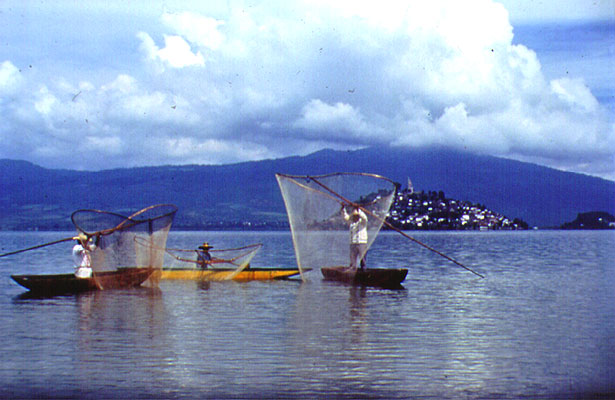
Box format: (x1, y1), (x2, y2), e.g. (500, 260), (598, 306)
(1, 146), (614, 230)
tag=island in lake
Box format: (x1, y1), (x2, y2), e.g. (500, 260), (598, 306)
(386, 185), (529, 231)
(560, 211), (615, 230)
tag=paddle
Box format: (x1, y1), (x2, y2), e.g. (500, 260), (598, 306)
(0, 236), (79, 258)
(308, 176), (485, 279)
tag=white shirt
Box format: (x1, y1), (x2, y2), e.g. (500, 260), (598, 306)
(72, 243), (93, 278)
(72, 244), (92, 267)
(343, 208), (368, 244)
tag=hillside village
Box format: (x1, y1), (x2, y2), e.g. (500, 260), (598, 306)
(386, 183), (529, 231)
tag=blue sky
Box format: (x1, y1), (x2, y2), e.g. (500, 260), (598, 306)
(1, 0), (614, 180)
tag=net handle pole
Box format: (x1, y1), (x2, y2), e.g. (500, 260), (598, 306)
(0, 236), (78, 258)
(94, 204), (161, 236)
(77, 204), (178, 239)
(308, 176), (485, 279)
(91, 270), (103, 290)
(382, 220), (484, 278)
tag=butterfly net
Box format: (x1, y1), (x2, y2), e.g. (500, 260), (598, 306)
(160, 243), (262, 281)
(276, 173), (398, 281)
(70, 204), (178, 289)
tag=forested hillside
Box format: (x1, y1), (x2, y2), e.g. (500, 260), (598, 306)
(1, 147), (613, 230)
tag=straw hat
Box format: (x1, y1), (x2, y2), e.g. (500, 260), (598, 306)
(198, 242), (213, 250)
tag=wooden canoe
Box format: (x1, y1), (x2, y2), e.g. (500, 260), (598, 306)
(11, 268), (153, 295)
(160, 267), (302, 281)
(321, 266), (408, 288)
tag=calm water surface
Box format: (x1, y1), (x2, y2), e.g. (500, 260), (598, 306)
(0, 230), (613, 399)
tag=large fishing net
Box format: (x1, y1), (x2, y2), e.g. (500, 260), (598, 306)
(161, 243), (262, 281)
(276, 173), (398, 280)
(70, 204), (178, 289)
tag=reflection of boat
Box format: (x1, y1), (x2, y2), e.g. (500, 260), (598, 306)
(321, 266), (408, 288)
(160, 267), (303, 281)
(11, 268), (153, 295)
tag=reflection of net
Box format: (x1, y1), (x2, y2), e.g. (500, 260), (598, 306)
(163, 244), (262, 281)
(276, 173), (397, 280)
(71, 204), (178, 288)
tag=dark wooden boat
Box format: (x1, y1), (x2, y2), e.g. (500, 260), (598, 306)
(11, 268), (153, 295)
(321, 266), (408, 288)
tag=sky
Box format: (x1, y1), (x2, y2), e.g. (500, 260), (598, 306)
(1, 0), (614, 180)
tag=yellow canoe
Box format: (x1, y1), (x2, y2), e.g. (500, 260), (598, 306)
(160, 267), (302, 281)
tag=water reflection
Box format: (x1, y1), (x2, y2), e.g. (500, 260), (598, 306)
(348, 285), (368, 344)
(283, 278), (413, 397)
(71, 287), (171, 394)
(196, 280), (211, 291)
(1, 231), (613, 398)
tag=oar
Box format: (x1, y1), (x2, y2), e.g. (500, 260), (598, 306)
(0, 236), (78, 258)
(308, 176), (485, 279)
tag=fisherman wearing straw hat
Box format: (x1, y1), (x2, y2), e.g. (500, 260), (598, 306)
(197, 242), (213, 269)
(341, 204), (368, 271)
(72, 233), (94, 278)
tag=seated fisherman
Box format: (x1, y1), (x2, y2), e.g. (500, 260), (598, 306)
(196, 242), (213, 269)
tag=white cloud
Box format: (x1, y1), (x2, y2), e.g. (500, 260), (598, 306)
(137, 33), (205, 69)
(0, 0), (613, 179)
(157, 35), (205, 68)
(84, 135), (123, 154)
(294, 99), (374, 139)
(550, 78), (599, 113)
(137, 32), (159, 63)
(99, 74), (200, 124)
(34, 86), (58, 116)
(102, 74), (138, 94)
(0, 61), (21, 95)
(161, 11), (225, 50)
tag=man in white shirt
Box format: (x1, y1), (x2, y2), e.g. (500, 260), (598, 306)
(341, 205), (368, 271)
(72, 234), (93, 278)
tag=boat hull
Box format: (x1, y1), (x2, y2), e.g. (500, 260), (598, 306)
(11, 268), (153, 295)
(321, 266), (408, 288)
(160, 267), (302, 281)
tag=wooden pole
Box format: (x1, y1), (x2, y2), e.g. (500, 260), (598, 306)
(309, 176), (485, 279)
(0, 236), (78, 258)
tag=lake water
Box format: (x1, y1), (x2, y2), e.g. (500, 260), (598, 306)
(0, 230), (613, 399)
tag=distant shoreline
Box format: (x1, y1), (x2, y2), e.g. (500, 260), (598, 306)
(2, 226), (612, 233)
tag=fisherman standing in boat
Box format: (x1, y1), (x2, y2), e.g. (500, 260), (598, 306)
(341, 204), (368, 271)
(72, 233), (94, 278)
(196, 242), (213, 269)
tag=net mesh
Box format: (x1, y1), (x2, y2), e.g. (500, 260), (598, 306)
(163, 243), (262, 281)
(276, 173), (397, 280)
(71, 204), (178, 288)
